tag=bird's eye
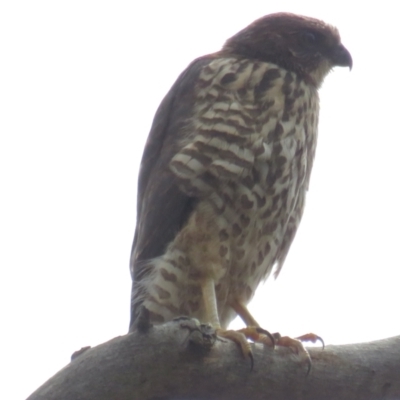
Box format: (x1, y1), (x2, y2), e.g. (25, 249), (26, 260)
(302, 32), (317, 45)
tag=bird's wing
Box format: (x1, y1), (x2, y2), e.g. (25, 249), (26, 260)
(130, 56), (216, 282)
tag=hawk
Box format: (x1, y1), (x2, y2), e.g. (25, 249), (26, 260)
(129, 13), (352, 360)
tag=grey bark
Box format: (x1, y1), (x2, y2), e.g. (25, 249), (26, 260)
(27, 318), (400, 400)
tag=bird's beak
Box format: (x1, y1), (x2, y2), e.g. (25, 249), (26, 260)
(331, 44), (353, 70)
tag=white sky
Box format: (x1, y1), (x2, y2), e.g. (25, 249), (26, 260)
(1, 1), (399, 399)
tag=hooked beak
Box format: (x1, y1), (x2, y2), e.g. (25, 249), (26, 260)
(331, 43), (353, 70)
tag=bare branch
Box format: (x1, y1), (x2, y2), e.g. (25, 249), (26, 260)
(27, 319), (400, 400)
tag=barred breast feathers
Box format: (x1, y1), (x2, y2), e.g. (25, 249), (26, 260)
(169, 57), (318, 196)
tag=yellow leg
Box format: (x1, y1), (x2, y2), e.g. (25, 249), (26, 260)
(201, 279), (252, 363)
(201, 278), (221, 328)
(231, 300), (275, 347)
(231, 299), (260, 327)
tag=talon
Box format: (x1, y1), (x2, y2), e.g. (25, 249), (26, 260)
(238, 326), (275, 348)
(255, 327), (276, 348)
(249, 349), (254, 371)
(216, 328), (253, 368)
(306, 358), (312, 376)
(275, 335), (313, 374)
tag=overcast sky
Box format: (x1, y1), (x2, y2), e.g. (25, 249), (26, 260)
(1, 1), (399, 399)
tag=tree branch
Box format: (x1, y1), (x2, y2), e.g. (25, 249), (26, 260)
(27, 319), (400, 400)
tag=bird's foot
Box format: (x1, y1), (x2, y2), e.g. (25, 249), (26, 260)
(273, 332), (324, 374)
(216, 328), (254, 369)
(216, 326), (276, 369)
(237, 326), (276, 347)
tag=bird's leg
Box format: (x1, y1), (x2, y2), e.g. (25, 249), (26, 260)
(201, 278), (221, 328)
(201, 279), (252, 362)
(231, 300), (275, 347)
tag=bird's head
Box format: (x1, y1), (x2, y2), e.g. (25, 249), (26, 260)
(223, 13), (352, 87)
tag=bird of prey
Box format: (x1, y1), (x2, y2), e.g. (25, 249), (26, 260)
(129, 13), (352, 360)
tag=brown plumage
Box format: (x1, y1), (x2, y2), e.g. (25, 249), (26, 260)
(129, 13), (351, 349)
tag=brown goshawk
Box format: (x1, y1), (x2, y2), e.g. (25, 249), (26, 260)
(129, 12), (352, 361)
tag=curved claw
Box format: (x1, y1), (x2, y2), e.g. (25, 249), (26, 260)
(255, 327), (276, 349)
(249, 349), (254, 371)
(216, 328), (254, 369)
(274, 335), (313, 375)
(306, 357), (312, 376)
(316, 335), (325, 350)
